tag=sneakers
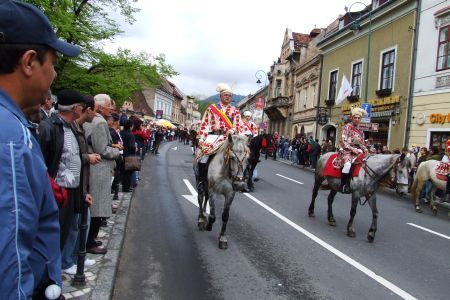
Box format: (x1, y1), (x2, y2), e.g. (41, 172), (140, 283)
(85, 258), (96, 267)
(63, 265), (79, 275)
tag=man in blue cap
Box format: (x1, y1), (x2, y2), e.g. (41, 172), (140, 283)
(0, 1), (80, 298)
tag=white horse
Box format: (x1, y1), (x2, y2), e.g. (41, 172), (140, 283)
(194, 134), (249, 249)
(309, 153), (410, 242)
(411, 160), (448, 216)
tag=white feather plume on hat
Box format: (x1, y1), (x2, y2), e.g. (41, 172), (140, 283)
(351, 107), (367, 117)
(216, 83), (232, 94)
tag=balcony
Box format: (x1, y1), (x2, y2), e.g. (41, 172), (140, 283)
(264, 96), (290, 120)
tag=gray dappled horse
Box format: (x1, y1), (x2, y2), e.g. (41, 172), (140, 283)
(194, 134), (249, 249)
(308, 152), (410, 242)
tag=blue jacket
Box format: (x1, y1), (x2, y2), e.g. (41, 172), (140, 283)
(0, 89), (61, 299)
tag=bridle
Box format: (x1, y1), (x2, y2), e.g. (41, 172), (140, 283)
(362, 154), (404, 189)
(224, 145), (248, 182)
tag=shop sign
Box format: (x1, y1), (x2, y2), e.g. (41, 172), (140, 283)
(340, 96), (400, 113)
(430, 113), (450, 124)
(255, 97), (265, 109)
(156, 110), (163, 119)
(359, 122), (371, 131)
(371, 123), (379, 132)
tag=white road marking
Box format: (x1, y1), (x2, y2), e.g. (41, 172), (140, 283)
(243, 192), (417, 300)
(171, 146), (178, 150)
(182, 179), (209, 213)
(276, 174), (304, 185)
(406, 223), (450, 240)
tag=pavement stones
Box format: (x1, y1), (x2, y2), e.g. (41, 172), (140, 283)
(61, 191), (132, 299)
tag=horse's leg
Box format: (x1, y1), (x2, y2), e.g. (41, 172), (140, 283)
(367, 193), (378, 243)
(308, 175), (324, 217)
(429, 185), (438, 216)
(218, 192), (236, 249)
(195, 169), (207, 230)
(206, 191), (216, 231)
(414, 179), (425, 213)
(246, 162), (257, 192)
(327, 190), (338, 227)
(347, 193), (359, 238)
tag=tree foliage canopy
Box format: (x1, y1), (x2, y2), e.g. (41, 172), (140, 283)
(24, 0), (177, 106)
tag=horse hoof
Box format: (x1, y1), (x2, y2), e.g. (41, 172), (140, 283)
(415, 206), (423, 213)
(347, 231), (356, 238)
(197, 221), (206, 231)
(218, 241), (228, 250)
(432, 208), (438, 216)
(328, 217), (336, 227)
(367, 233), (375, 243)
(308, 211), (315, 218)
(206, 223), (213, 231)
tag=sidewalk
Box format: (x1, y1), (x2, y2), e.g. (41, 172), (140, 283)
(61, 191), (133, 299)
(274, 157), (450, 213)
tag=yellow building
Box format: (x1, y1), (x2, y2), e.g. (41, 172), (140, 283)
(318, 0), (417, 150)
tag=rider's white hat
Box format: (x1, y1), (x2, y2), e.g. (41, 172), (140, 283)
(243, 111), (252, 117)
(216, 83), (232, 94)
(351, 107), (367, 117)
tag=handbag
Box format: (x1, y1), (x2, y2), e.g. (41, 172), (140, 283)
(124, 155), (141, 171)
(48, 174), (68, 208)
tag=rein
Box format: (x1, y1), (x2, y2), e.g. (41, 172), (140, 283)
(358, 155), (401, 205)
(224, 145), (248, 182)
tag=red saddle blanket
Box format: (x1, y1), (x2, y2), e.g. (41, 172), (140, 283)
(435, 162), (450, 181)
(322, 153), (364, 178)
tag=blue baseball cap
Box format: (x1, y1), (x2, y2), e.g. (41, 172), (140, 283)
(0, 0), (80, 57)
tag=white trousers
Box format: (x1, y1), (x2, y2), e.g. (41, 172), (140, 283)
(342, 157), (358, 174)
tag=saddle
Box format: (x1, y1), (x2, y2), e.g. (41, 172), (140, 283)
(435, 162), (450, 181)
(322, 153), (365, 178)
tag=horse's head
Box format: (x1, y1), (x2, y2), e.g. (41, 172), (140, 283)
(225, 134), (250, 192)
(391, 153), (410, 195)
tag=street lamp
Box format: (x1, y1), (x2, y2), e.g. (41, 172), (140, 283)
(345, 2), (372, 103)
(255, 70), (268, 132)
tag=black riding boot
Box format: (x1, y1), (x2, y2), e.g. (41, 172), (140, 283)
(341, 173), (351, 194)
(445, 174), (450, 202)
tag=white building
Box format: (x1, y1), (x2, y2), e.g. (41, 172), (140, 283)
(410, 0), (450, 150)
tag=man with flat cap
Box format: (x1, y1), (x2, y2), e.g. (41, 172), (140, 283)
(0, 0), (80, 298)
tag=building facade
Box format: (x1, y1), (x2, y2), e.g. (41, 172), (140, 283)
(318, 0), (417, 149)
(409, 0), (450, 151)
(292, 29), (323, 139)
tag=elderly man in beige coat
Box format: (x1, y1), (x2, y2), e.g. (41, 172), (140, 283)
(83, 94), (120, 254)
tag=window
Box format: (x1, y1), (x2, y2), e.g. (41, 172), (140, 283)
(295, 92), (300, 112)
(380, 50), (395, 90)
(328, 70), (338, 100)
(303, 87), (308, 108)
(312, 84), (316, 104)
(275, 80), (282, 97)
(437, 26), (450, 71)
(351, 61), (362, 96)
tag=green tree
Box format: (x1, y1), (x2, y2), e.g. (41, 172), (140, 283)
(24, 0), (177, 106)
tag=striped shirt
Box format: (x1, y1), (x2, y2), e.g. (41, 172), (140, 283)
(55, 124), (81, 188)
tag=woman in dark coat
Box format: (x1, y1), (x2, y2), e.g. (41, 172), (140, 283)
(120, 119), (136, 192)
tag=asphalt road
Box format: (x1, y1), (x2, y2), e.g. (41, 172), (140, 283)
(113, 141), (450, 300)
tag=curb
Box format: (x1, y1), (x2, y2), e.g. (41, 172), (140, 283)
(60, 191), (133, 300)
(274, 158), (450, 212)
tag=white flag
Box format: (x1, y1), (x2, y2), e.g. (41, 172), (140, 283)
(335, 75), (353, 105)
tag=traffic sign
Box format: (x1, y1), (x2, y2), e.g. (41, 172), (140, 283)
(360, 103), (372, 118)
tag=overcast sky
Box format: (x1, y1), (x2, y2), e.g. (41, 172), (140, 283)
(104, 0), (371, 99)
